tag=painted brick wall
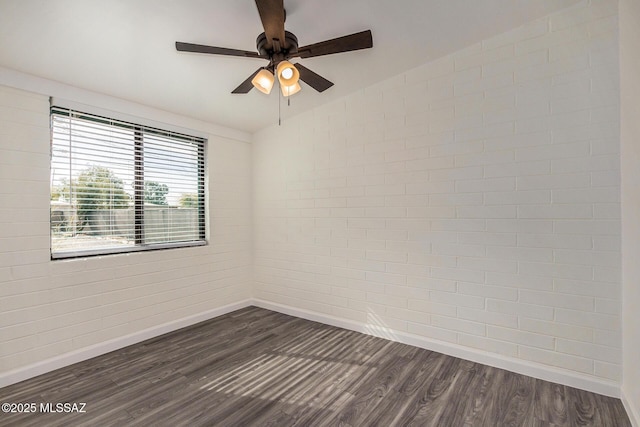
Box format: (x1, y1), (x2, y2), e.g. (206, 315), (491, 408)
(0, 85), (252, 374)
(253, 0), (622, 383)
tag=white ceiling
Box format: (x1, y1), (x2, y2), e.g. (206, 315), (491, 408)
(0, 0), (581, 133)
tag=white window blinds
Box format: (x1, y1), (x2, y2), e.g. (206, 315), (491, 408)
(50, 107), (206, 259)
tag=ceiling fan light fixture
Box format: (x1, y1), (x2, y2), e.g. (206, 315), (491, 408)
(276, 61), (300, 87)
(175, 1), (373, 97)
(251, 68), (275, 94)
(280, 81), (301, 97)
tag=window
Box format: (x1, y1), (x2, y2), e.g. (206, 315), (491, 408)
(50, 107), (206, 259)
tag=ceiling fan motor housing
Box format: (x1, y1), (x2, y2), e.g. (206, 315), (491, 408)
(256, 31), (299, 63)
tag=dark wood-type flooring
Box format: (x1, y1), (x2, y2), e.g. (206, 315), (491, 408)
(0, 306), (631, 426)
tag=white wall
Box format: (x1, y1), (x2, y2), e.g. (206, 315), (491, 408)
(253, 0), (623, 395)
(0, 83), (253, 384)
(620, 0), (640, 422)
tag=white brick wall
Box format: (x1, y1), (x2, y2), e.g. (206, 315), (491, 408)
(253, 0), (622, 383)
(0, 85), (252, 373)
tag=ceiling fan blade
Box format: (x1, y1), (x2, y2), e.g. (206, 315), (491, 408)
(176, 42), (265, 58)
(255, 0), (286, 50)
(296, 30), (373, 59)
(294, 63), (334, 92)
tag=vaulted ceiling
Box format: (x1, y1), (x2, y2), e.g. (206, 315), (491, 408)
(0, 0), (581, 133)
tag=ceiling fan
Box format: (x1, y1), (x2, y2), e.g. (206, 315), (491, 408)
(175, 0), (373, 96)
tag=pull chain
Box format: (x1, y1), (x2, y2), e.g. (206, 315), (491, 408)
(277, 84), (292, 126)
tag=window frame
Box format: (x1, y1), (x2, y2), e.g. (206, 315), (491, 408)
(50, 106), (207, 260)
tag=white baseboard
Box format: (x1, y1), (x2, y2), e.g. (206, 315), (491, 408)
(622, 389), (640, 427)
(0, 297), (624, 403)
(253, 299), (622, 399)
(0, 299), (252, 389)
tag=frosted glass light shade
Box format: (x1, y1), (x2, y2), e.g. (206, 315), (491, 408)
(251, 69), (275, 94)
(276, 61), (300, 87)
(280, 82), (301, 97)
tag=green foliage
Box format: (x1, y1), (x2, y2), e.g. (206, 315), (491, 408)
(74, 166), (130, 231)
(144, 181), (169, 205)
(178, 193), (199, 208)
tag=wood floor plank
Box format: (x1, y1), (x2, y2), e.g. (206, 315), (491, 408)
(468, 367), (512, 427)
(567, 385), (601, 426)
(326, 351), (416, 425)
(391, 355), (464, 425)
(433, 360), (489, 426)
(497, 371), (536, 426)
(534, 381), (569, 425)
(449, 364), (500, 426)
(0, 307), (631, 426)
